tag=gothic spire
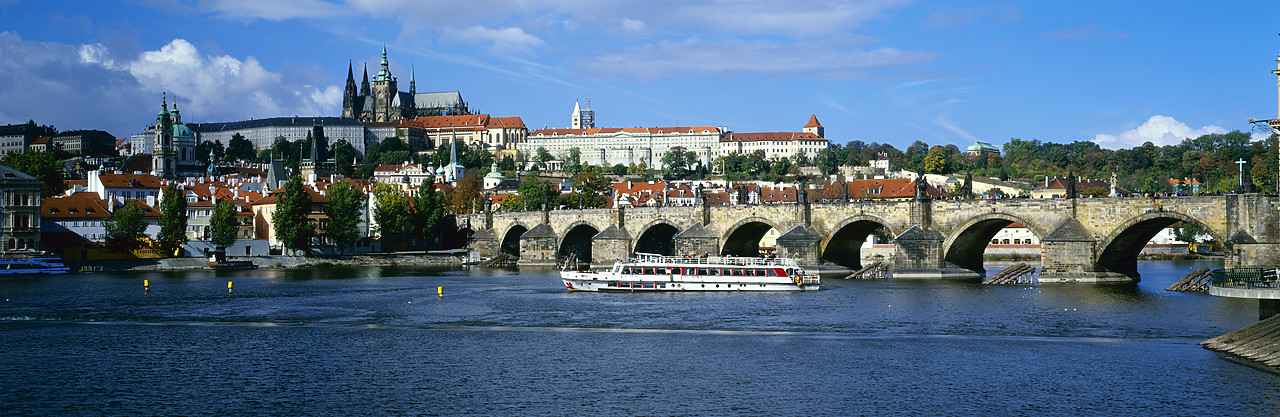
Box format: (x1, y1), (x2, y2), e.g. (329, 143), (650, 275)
(375, 44), (392, 81)
(409, 62), (416, 95)
(450, 124), (458, 165)
(361, 63), (370, 96)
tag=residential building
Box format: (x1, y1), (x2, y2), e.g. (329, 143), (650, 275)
(373, 162), (435, 191)
(523, 126), (723, 169)
(50, 130), (115, 156)
(718, 115), (830, 161)
(189, 116), (368, 157)
(1032, 177), (1126, 199)
(0, 120), (57, 155)
(87, 170), (162, 203)
(0, 164), (42, 252)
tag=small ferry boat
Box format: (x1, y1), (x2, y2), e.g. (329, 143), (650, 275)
(0, 253), (71, 275)
(205, 249), (257, 270)
(561, 253), (820, 292)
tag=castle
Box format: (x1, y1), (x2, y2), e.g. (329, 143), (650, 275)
(342, 46), (470, 123)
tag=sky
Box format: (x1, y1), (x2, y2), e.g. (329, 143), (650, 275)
(1, 1), (1278, 152)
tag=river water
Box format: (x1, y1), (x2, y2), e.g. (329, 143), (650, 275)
(2, 260), (1278, 415)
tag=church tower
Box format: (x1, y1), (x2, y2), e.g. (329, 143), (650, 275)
(803, 114), (824, 138)
(342, 60), (357, 118)
(370, 45), (398, 122)
(571, 98), (595, 129)
(152, 94), (175, 179)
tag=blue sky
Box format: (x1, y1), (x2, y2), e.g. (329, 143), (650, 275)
(1, 0), (1277, 151)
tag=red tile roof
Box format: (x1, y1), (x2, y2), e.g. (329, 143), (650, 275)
(97, 173), (161, 189)
(804, 114), (822, 128)
(722, 132), (825, 142)
(42, 192), (110, 219)
(531, 126), (722, 137)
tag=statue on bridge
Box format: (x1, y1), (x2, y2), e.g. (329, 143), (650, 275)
(1066, 171), (1076, 199)
(915, 170), (929, 201)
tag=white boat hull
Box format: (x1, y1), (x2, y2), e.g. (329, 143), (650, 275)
(561, 271), (818, 292)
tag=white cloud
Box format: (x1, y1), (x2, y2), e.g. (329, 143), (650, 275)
(576, 39), (937, 80)
(1093, 115), (1227, 149)
(621, 18), (645, 33)
(113, 39), (340, 120)
(0, 32), (340, 137)
(446, 26), (544, 53)
(935, 111), (977, 142)
(199, 0), (348, 20)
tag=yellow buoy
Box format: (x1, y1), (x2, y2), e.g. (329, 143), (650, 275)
(438, 286), (443, 297)
(227, 281), (234, 295)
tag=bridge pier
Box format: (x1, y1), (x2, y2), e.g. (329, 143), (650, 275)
(470, 228), (499, 260)
(591, 225), (631, 269)
(775, 225), (823, 268)
(674, 223), (719, 257)
(517, 223), (558, 267)
(1038, 218), (1132, 283)
(892, 225), (979, 279)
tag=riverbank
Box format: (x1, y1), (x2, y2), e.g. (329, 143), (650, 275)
(76, 253), (467, 272)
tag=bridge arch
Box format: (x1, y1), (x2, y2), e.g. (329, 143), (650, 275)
(942, 213), (1044, 274)
(720, 217), (783, 257)
(500, 223), (529, 256)
(558, 222), (600, 263)
(635, 221), (680, 256)
(1096, 211), (1225, 278)
(820, 215), (897, 268)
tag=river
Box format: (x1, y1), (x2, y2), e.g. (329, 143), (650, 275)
(2, 260), (1278, 415)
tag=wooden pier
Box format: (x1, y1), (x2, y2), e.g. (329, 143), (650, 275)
(1201, 313), (1280, 371)
(1165, 267), (1212, 292)
(844, 262), (889, 280)
(981, 263), (1035, 285)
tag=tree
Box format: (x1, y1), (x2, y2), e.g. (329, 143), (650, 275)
(225, 133), (256, 162)
(0, 151), (66, 197)
(195, 140), (225, 164)
(273, 175), (314, 255)
(557, 171), (610, 209)
(323, 181), (364, 253)
(502, 176), (559, 211)
(209, 200), (239, 249)
(446, 173), (484, 214)
(413, 180), (445, 249)
(662, 146), (697, 179)
(923, 146), (950, 174)
(332, 139), (357, 177)
(611, 164), (627, 176)
(104, 202), (147, 251)
(156, 183), (189, 256)
(565, 147), (582, 175)
(372, 183), (410, 251)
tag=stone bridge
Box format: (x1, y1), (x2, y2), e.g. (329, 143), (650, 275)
(459, 194), (1280, 282)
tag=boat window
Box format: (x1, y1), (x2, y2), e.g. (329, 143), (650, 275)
(708, 268), (718, 276)
(697, 268), (707, 276)
(644, 267), (654, 275)
(754, 269), (764, 276)
(733, 269), (744, 276)
(767, 269), (778, 277)
(624, 267), (633, 274)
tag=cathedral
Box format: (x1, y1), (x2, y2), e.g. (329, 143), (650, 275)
(342, 46), (470, 123)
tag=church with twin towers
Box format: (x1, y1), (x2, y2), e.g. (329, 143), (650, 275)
(342, 46), (470, 123)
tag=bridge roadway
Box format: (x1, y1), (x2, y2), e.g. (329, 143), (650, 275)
(458, 194), (1280, 282)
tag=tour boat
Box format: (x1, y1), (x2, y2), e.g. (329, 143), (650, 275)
(0, 253), (71, 275)
(561, 253), (820, 292)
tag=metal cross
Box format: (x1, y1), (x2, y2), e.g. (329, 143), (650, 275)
(1236, 158), (1247, 187)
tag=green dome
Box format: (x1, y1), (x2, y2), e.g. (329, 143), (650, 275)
(173, 123), (194, 138)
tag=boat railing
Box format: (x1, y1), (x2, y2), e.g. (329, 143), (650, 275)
(799, 274), (821, 285)
(632, 253), (798, 267)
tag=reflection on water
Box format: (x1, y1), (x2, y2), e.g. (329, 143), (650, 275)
(1, 259), (1277, 415)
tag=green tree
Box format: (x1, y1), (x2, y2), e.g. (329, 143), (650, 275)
(0, 151), (66, 197)
(209, 199), (239, 249)
(611, 164), (627, 176)
(372, 183), (410, 251)
(557, 170), (610, 209)
(564, 147), (582, 175)
(923, 146), (950, 174)
(104, 201), (147, 251)
(332, 139), (357, 178)
(662, 146), (697, 179)
(273, 175), (315, 255)
(323, 181), (364, 253)
(225, 133), (255, 162)
(502, 176), (559, 211)
(157, 183), (188, 256)
(413, 180), (445, 249)
(195, 140), (225, 164)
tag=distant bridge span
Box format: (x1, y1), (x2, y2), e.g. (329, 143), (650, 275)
(460, 194), (1279, 282)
